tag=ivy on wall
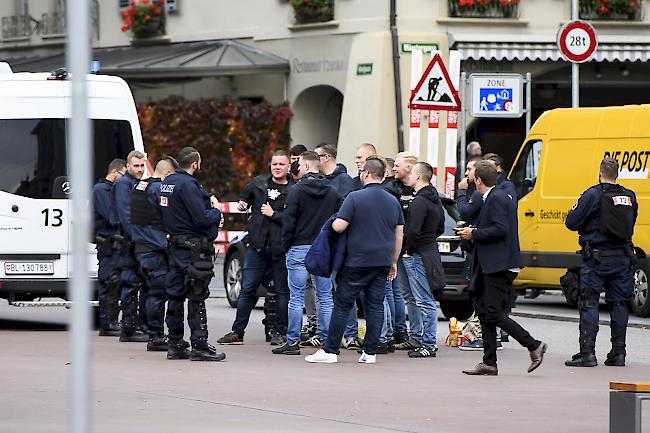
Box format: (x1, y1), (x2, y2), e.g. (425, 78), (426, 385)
(138, 96), (292, 199)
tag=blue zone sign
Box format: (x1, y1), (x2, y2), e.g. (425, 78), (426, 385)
(470, 74), (523, 118)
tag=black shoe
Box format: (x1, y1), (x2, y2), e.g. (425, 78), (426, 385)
(269, 333), (285, 346)
(463, 362), (498, 376)
(147, 335), (169, 352)
(500, 331), (510, 343)
(190, 343), (226, 362)
(394, 339), (422, 351)
(394, 331), (408, 344)
(119, 330), (149, 343)
(167, 341), (190, 360)
(272, 341), (300, 355)
(565, 352), (597, 367)
(98, 323), (121, 337)
(604, 352), (626, 367)
(217, 331), (244, 345)
(376, 341), (395, 354)
(408, 346), (437, 358)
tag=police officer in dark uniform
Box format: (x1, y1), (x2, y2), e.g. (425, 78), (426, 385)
(131, 157), (179, 351)
(93, 158), (126, 336)
(159, 147), (226, 361)
(565, 158), (638, 367)
(111, 150), (149, 342)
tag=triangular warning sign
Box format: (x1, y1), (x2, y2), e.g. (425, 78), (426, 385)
(409, 53), (461, 111)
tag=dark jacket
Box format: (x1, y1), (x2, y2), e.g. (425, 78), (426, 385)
(472, 187), (522, 274)
(130, 177), (167, 251)
(382, 177), (402, 201)
(159, 169), (222, 241)
(404, 185), (446, 294)
(456, 188), (483, 226)
(325, 163), (354, 199)
(282, 172), (339, 252)
(93, 179), (116, 238)
(305, 213), (347, 277)
(241, 174), (292, 258)
(395, 179), (416, 221)
(110, 172), (139, 239)
(496, 171), (517, 202)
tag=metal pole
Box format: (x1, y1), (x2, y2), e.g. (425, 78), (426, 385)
(571, 0), (579, 107)
(67, 0), (92, 432)
(390, 0), (405, 152)
(526, 72), (532, 134)
(459, 72), (467, 174)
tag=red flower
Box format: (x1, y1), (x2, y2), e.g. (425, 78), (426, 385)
(129, 0), (135, 5)
(145, 14), (152, 21)
(142, 0), (149, 4)
(121, 25), (129, 32)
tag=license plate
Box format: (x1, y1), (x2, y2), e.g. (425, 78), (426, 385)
(437, 242), (451, 253)
(4, 262), (54, 275)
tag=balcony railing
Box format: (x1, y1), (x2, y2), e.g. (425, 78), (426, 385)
(579, 0), (644, 21)
(1, 15), (32, 40)
(292, 0), (335, 25)
(41, 12), (65, 36)
(448, 0), (521, 19)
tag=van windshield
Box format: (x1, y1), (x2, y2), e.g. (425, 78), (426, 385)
(511, 139), (542, 200)
(0, 119), (134, 199)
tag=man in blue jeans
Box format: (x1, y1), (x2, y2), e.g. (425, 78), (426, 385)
(273, 151), (339, 355)
(402, 162), (446, 358)
(305, 157), (404, 364)
(218, 151), (292, 346)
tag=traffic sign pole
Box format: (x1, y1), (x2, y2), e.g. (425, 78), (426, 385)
(572, 0), (579, 107)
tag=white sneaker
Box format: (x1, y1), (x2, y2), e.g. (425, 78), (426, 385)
(305, 349), (338, 363)
(358, 351), (376, 364)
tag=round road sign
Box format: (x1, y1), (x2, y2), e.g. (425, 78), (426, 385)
(557, 20), (598, 63)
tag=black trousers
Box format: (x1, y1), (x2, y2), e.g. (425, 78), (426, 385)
(474, 270), (539, 366)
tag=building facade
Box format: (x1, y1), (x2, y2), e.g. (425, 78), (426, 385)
(2, 0), (649, 177)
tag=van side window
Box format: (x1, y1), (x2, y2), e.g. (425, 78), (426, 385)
(511, 140), (542, 200)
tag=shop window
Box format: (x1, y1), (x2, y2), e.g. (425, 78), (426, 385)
(448, 0), (521, 19)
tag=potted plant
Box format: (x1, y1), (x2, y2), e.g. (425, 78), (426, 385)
(291, 0), (335, 24)
(121, 0), (166, 39)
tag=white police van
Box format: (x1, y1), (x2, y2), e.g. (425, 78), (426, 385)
(0, 62), (144, 307)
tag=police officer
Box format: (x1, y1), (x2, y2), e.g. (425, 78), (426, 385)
(131, 157), (179, 351)
(93, 158), (126, 336)
(160, 147), (226, 361)
(111, 150), (149, 342)
(565, 158), (638, 367)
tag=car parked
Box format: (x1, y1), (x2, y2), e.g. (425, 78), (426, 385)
(222, 194), (474, 320)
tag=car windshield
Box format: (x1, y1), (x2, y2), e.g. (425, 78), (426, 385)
(442, 200), (460, 235)
(0, 118), (134, 199)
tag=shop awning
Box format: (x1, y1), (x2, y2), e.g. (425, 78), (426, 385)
(4, 39), (290, 79)
(451, 33), (650, 62)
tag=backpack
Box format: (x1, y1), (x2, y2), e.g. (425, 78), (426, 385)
(598, 185), (635, 242)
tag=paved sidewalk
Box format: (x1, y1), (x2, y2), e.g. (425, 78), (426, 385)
(1, 298), (648, 433)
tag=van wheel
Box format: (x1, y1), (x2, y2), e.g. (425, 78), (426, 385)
(439, 300), (474, 321)
(224, 250), (244, 308)
(630, 259), (650, 317)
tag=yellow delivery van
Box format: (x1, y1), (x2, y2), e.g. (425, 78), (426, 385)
(509, 104), (649, 317)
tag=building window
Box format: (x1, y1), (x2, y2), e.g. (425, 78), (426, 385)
(2, 0), (31, 39)
(41, 0), (66, 36)
(579, 0), (643, 20)
(291, 0), (335, 24)
(448, 0), (521, 19)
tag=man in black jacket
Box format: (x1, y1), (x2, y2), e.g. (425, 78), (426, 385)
(273, 151), (339, 355)
(402, 162), (445, 358)
(457, 161), (547, 376)
(483, 153), (517, 201)
(218, 150), (292, 346)
(315, 143), (354, 199)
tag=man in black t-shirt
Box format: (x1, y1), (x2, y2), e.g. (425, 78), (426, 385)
(218, 151), (293, 346)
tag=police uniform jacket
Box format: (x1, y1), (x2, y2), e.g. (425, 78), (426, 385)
(565, 183), (638, 250)
(93, 179), (117, 238)
(159, 169), (222, 241)
(241, 173), (293, 258)
(130, 177), (167, 251)
(110, 172), (139, 239)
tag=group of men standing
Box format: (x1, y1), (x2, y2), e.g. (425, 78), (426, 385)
(93, 147), (226, 361)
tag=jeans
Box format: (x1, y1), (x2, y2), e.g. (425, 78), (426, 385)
(380, 280), (394, 343)
(324, 266), (390, 355)
(232, 247), (289, 336)
(403, 254), (438, 349)
(398, 256), (422, 340)
(390, 277), (408, 334)
(286, 245), (333, 345)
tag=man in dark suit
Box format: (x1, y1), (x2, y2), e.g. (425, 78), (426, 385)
(456, 161), (547, 376)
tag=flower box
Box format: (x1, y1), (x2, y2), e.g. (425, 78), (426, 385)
(291, 0), (335, 24)
(579, 0), (643, 20)
(448, 0), (521, 18)
(121, 0), (166, 39)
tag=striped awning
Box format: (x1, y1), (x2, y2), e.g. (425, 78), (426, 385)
(455, 42), (650, 62)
